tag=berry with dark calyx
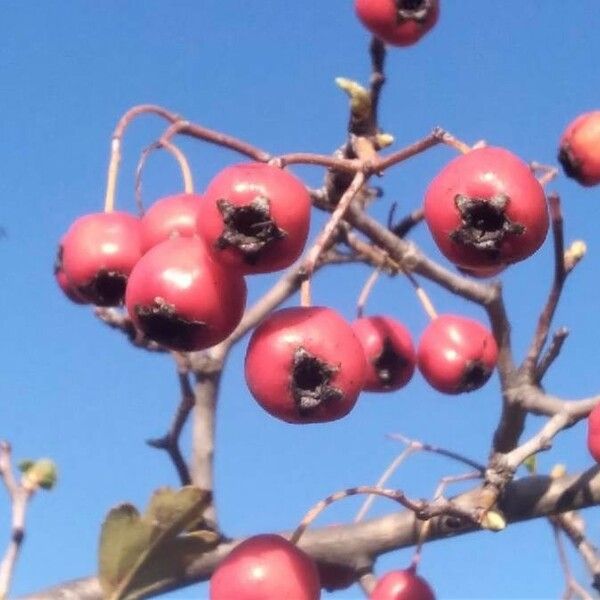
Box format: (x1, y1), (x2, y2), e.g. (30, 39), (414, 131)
(417, 314), (498, 394)
(60, 212), (142, 306)
(354, 0), (439, 47)
(125, 237), (246, 351)
(558, 111), (600, 186)
(140, 192), (203, 253)
(424, 147), (548, 269)
(209, 534), (321, 600)
(370, 568), (435, 600)
(352, 316), (416, 392)
(198, 162), (311, 274)
(244, 307), (367, 424)
(587, 403), (600, 463)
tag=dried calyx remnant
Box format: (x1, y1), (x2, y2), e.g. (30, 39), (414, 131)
(396, 0), (433, 22)
(557, 145), (581, 181)
(374, 338), (407, 388)
(291, 347), (342, 415)
(135, 298), (206, 350)
(450, 194), (524, 257)
(216, 196), (286, 264)
(459, 360), (492, 393)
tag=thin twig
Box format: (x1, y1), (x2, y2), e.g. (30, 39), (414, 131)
(146, 356), (195, 486)
(524, 193), (566, 376)
(356, 268), (382, 318)
(0, 443), (33, 600)
(537, 327), (570, 381)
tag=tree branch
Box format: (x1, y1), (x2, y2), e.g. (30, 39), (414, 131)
(24, 468), (600, 599)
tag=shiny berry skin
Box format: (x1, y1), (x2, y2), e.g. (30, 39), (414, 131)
(60, 212), (142, 306)
(355, 0), (439, 47)
(352, 316), (415, 392)
(209, 534), (321, 600)
(140, 193), (203, 253)
(370, 569), (435, 600)
(558, 111), (600, 186)
(244, 307), (367, 424)
(125, 237), (246, 351)
(417, 314), (498, 394)
(587, 403), (600, 462)
(424, 147), (549, 269)
(198, 163), (311, 274)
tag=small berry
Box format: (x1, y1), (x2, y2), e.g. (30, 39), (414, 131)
(355, 0), (439, 47)
(244, 307), (366, 423)
(198, 163), (311, 274)
(210, 534), (321, 600)
(370, 568), (435, 600)
(125, 237), (246, 351)
(587, 403), (600, 463)
(352, 316), (416, 392)
(424, 147), (548, 269)
(59, 212), (142, 306)
(417, 314), (498, 394)
(558, 111), (600, 186)
(140, 192), (203, 253)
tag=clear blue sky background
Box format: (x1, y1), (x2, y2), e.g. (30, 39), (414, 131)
(2, 2), (600, 598)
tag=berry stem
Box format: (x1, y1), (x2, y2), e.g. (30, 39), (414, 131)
(356, 268), (382, 318)
(404, 271), (438, 320)
(104, 105), (184, 213)
(134, 140), (195, 215)
(290, 485), (423, 546)
(353, 446), (417, 522)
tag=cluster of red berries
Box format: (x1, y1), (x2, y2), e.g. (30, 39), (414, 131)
(55, 162), (311, 352)
(209, 533), (435, 599)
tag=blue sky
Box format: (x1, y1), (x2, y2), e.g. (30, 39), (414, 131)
(2, 2), (600, 598)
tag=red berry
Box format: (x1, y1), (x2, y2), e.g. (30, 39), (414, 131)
(587, 403), (600, 462)
(198, 163), (311, 274)
(125, 237), (246, 351)
(424, 147), (548, 269)
(558, 111), (600, 186)
(457, 264), (506, 279)
(417, 314), (498, 394)
(352, 316), (415, 392)
(354, 0), (439, 47)
(210, 534), (321, 600)
(60, 212), (142, 306)
(316, 561), (356, 592)
(244, 307), (367, 424)
(140, 192), (203, 253)
(370, 569), (435, 600)
(54, 245), (89, 305)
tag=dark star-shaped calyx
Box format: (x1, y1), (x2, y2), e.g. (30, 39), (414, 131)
(291, 347), (343, 415)
(450, 193), (525, 257)
(216, 195), (286, 264)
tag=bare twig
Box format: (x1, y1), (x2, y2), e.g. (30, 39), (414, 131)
(524, 193), (566, 376)
(146, 355), (196, 486)
(0, 443), (33, 599)
(537, 327), (570, 381)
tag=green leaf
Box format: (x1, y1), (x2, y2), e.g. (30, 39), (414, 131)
(98, 486), (213, 600)
(99, 504), (156, 597)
